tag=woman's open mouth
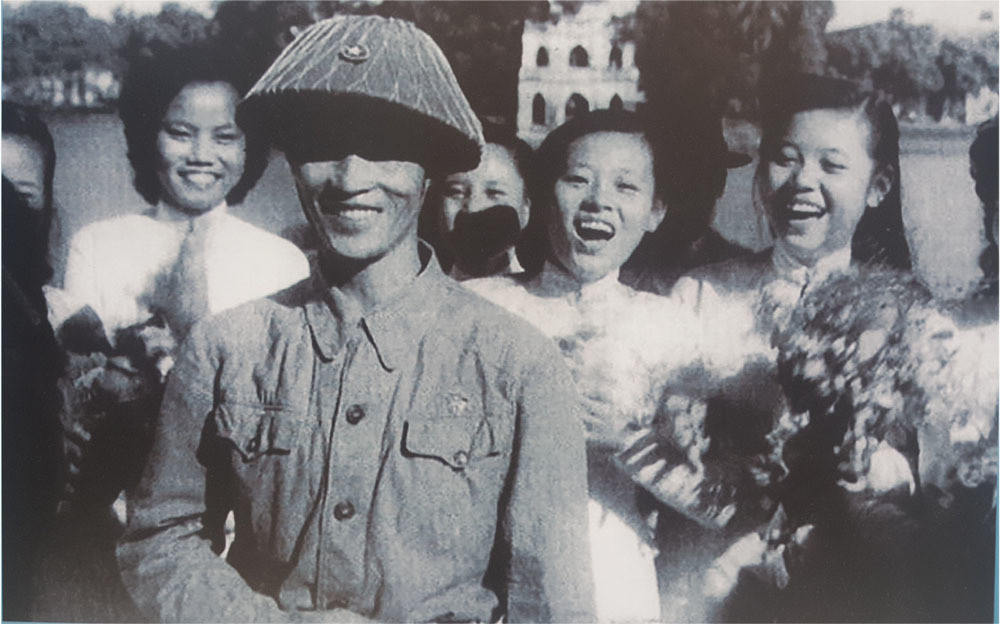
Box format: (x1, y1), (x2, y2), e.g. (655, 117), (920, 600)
(574, 217), (616, 242)
(784, 199), (826, 220)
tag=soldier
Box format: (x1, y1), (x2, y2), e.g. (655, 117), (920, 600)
(117, 15), (593, 623)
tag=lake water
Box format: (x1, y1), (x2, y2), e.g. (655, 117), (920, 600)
(42, 112), (986, 299)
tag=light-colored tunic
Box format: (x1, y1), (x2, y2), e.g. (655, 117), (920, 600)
(467, 262), (714, 622)
(59, 202), (309, 339)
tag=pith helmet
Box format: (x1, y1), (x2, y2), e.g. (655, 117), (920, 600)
(240, 15), (484, 174)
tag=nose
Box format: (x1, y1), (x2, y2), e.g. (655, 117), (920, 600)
(791, 159), (820, 191)
(581, 181), (613, 213)
(187, 134), (216, 165)
(328, 155), (375, 194)
(304, 155), (374, 195)
(466, 189), (493, 213)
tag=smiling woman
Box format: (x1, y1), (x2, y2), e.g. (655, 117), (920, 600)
(61, 42), (308, 340)
(465, 109), (686, 623)
(155, 81), (247, 215)
(37, 42), (308, 622)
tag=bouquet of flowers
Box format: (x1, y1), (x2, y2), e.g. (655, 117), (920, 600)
(56, 306), (177, 510)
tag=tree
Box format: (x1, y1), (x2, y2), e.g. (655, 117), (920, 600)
(634, 0), (834, 118)
(826, 8), (940, 103)
(210, 1), (346, 81)
(116, 3), (212, 67)
(2, 1), (118, 81)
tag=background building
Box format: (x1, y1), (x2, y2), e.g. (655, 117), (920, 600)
(517, 1), (643, 146)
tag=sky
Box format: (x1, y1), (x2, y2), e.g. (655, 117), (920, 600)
(8, 0), (1000, 36)
(827, 0), (997, 34)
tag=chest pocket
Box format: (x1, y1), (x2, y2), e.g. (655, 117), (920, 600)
(212, 402), (306, 462)
(401, 416), (507, 470)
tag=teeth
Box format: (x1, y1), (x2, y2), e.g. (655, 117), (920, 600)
(337, 207), (378, 217)
(182, 172), (218, 187)
(786, 201), (825, 217)
(789, 201), (823, 213)
(579, 220), (614, 234)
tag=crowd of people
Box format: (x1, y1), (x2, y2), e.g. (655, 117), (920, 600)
(2, 13), (997, 623)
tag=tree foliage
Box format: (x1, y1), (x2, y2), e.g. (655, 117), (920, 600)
(2, 0), (211, 83)
(826, 7), (998, 117)
(634, 0), (834, 117)
(2, 1), (119, 80)
(116, 2), (212, 65)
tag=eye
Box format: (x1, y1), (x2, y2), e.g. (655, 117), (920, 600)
(163, 125), (192, 139)
(616, 180), (640, 193)
(486, 188), (507, 200)
(772, 147), (799, 167)
(561, 174), (589, 186)
(214, 130), (243, 143)
(443, 184), (467, 199)
(821, 159), (847, 173)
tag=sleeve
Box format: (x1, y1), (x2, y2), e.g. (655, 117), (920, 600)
(115, 322), (296, 623)
(503, 339), (595, 623)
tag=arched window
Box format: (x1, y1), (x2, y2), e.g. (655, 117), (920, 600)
(565, 93), (589, 120)
(609, 45), (623, 69)
(532, 94), (546, 125)
(569, 45), (589, 68)
(536, 47), (549, 67)
(610, 94), (624, 112)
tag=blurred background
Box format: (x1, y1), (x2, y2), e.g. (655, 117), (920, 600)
(3, 0), (997, 298)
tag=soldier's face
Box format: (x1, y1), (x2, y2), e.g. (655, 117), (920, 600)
(290, 153), (429, 262)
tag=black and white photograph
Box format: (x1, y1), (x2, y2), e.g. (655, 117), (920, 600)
(2, 0), (997, 621)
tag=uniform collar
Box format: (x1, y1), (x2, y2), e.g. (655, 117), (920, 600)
(303, 242), (449, 371)
(534, 260), (623, 304)
(771, 242), (852, 287)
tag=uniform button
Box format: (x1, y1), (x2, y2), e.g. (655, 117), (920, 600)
(345, 404), (365, 425)
(452, 450), (469, 468)
(333, 501), (355, 521)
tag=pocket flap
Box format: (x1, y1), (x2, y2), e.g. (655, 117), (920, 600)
(213, 403), (303, 462)
(402, 418), (496, 470)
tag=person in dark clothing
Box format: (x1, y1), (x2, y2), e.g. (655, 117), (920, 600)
(1, 168), (64, 620)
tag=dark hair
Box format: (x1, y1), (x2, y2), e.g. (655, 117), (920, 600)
(482, 124), (534, 185)
(3, 176), (52, 288)
(626, 94), (747, 274)
(2, 101), (56, 216)
(523, 109), (664, 273)
(970, 115), (998, 293)
(421, 121), (536, 271)
(757, 73), (911, 271)
(117, 42), (269, 207)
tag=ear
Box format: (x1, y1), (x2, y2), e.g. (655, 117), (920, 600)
(866, 165), (894, 208)
(644, 198), (667, 233)
(517, 198), (532, 230)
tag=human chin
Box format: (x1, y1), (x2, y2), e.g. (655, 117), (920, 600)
(775, 215), (837, 261)
(162, 172), (229, 213)
(308, 212), (385, 258)
(556, 244), (619, 283)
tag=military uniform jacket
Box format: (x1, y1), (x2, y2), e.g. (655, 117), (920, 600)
(117, 256), (594, 623)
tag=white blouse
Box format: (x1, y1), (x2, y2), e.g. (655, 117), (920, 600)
(58, 202), (309, 341)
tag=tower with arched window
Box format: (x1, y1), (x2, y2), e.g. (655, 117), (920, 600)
(517, 0), (643, 145)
